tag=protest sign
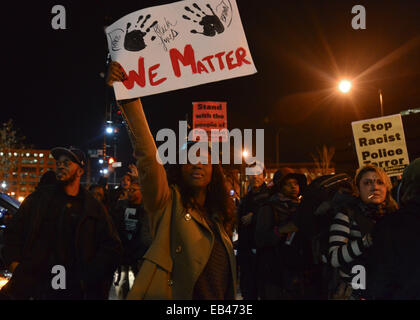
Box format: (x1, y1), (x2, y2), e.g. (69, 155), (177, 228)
(351, 114), (410, 176)
(105, 0), (257, 99)
(192, 101), (227, 141)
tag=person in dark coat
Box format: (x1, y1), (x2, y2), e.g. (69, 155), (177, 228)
(328, 165), (398, 300)
(255, 170), (307, 299)
(89, 184), (110, 212)
(366, 158), (420, 299)
(109, 174), (133, 208)
(237, 165), (270, 300)
(111, 181), (152, 299)
(1, 147), (122, 300)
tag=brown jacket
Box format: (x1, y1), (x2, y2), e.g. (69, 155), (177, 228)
(120, 99), (236, 300)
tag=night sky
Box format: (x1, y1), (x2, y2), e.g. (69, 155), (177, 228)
(2, 0), (419, 177)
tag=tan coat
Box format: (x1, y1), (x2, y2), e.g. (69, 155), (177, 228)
(121, 99), (236, 300)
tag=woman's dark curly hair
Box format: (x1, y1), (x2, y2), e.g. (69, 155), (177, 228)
(166, 162), (235, 237)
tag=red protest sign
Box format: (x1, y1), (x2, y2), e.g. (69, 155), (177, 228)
(192, 102), (227, 142)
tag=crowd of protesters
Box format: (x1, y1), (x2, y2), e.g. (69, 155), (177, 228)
(0, 60), (418, 300)
(236, 160), (420, 300)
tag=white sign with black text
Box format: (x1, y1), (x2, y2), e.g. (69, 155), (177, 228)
(351, 114), (409, 176)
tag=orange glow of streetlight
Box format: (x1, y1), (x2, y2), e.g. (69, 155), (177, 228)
(242, 150), (248, 158)
(338, 79), (352, 93)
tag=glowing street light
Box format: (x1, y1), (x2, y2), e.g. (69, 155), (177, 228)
(242, 150), (249, 158)
(338, 79), (352, 93)
(1, 181), (6, 189)
(337, 79), (384, 116)
(106, 126), (114, 134)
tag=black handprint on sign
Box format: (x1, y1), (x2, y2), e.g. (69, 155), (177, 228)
(182, 3), (225, 37)
(124, 14), (158, 52)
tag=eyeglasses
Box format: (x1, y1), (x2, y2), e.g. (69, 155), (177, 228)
(56, 160), (74, 167)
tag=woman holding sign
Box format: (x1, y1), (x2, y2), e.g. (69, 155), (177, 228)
(328, 164), (398, 299)
(106, 61), (236, 300)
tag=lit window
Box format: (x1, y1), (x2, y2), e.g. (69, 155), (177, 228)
(8, 153), (12, 156)
(0, 152), (3, 156)
(13, 152), (18, 156)
(34, 153), (38, 157)
(26, 153), (30, 157)
(39, 153), (44, 158)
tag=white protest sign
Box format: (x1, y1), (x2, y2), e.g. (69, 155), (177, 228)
(105, 0), (257, 99)
(351, 114), (410, 176)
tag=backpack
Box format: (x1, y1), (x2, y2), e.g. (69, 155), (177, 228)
(294, 173), (354, 298)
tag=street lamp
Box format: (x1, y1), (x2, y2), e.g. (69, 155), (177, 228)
(106, 126), (114, 134)
(338, 79), (352, 93)
(240, 150), (250, 197)
(337, 79), (384, 117)
(378, 89), (384, 117)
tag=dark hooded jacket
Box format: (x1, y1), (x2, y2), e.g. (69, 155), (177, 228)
(255, 192), (303, 286)
(367, 197), (420, 299)
(237, 183), (270, 261)
(366, 159), (420, 299)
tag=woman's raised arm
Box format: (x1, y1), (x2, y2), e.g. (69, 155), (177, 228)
(106, 61), (171, 222)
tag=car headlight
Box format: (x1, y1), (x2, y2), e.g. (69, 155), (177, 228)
(0, 276), (9, 290)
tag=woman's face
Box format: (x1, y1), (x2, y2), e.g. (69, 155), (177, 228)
(181, 163), (213, 190)
(121, 175), (131, 190)
(91, 187), (105, 202)
(281, 178), (299, 199)
(358, 171), (387, 205)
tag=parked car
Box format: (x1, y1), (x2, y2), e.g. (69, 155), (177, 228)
(0, 192), (20, 291)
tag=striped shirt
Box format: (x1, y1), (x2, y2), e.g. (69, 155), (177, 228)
(328, 211), (370, 283)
